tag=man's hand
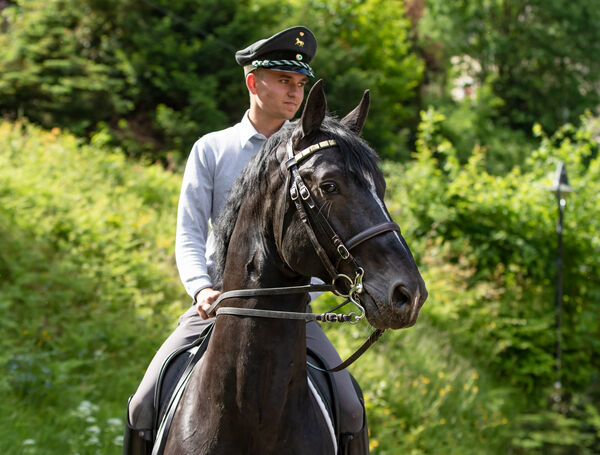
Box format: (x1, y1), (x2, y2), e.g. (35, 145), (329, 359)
(196, 288), (221, 319)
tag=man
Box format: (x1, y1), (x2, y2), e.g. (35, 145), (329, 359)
(124, 26), (365, 454)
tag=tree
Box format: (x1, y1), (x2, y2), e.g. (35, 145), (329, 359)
(419, 0), (600, 133)
(0, 0), (286, 158)
(286, 0), (425, 159)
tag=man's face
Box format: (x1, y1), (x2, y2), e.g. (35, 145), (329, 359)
(251, 69), (308, 121)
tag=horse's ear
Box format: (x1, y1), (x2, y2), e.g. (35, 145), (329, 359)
(301, 79), (327, 138)
(341, 89), (370, 135)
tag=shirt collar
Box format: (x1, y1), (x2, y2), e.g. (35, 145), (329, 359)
(239, 111), (265, 149)
(239, 111), (289, 149)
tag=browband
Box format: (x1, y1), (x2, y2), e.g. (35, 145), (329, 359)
(285, 139), (337, 169)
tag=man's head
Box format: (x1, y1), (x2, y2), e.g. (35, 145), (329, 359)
(237, 27), (317, 128)
(235, 26), (317, 78)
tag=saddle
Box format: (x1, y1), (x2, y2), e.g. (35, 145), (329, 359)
(147, 324), (367, 455)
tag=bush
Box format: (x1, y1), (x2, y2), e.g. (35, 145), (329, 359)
(0, 120), (187, 452)
(377, 108), (600, 452)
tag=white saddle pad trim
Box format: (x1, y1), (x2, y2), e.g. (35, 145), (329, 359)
(307, 376), (337, 454)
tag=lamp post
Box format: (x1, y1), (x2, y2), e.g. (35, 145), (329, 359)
(547, 161), (574, 403)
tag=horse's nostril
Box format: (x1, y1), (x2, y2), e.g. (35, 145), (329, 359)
(391, 284), (411, 310)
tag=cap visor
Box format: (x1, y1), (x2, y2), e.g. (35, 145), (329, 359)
(267, 65), (311, 76)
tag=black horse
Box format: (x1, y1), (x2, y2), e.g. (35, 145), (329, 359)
(164, 81), (427, 454)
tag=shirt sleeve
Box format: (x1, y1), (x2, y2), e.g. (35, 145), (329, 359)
(175, 138), (215, 300)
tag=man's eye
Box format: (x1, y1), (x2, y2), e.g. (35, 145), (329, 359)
(320, 182), (338, 194)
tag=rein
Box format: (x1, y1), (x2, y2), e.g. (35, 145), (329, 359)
(209, 138), (400, 372)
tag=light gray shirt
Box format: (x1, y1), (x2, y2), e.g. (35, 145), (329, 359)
(175, 112), (267, 299)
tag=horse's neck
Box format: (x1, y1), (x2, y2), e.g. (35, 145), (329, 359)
(195, 230), (313, 438)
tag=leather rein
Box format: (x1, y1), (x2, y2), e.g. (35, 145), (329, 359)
(206, 138), (400, 372)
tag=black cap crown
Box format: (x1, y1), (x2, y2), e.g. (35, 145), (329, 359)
(235, 26), (317, 77)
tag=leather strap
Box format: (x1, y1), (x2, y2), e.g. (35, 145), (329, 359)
(215, 307), (355, 323)
(206, 283), (334, 317)
(308, 329), (385, 373)
(345, 222), (401, 250)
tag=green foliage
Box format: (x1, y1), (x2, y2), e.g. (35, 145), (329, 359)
(1, 112), (599, 454)
(0, 0), (424, 161)
(0, 0), (288, 159)
(286, 0), (424, 159)
(380, 108), (600, 452)
(426, 75), (536, 174)
(420, 0), (600, 133)
(0, 0), (135, 134)
(0, 120), (187, 452)
(313, 295), (515, 454)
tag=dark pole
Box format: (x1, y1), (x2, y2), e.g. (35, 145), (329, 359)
(548, 162), (574, 407)
(554, 187), (565, 395)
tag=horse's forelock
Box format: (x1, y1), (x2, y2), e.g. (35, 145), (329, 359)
(319, 116), (381, 188)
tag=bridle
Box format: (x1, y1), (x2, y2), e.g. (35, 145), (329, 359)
(206, 137), (401, 371)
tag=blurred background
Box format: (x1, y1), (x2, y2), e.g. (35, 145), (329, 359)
(0, 0), (598, 453)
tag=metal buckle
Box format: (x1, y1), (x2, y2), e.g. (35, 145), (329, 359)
(299, 185), (310, 201)
(290, 184), (298, 200)
(337, 244), (350, 260)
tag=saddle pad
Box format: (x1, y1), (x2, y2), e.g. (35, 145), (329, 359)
(152, 333), (342, 455)
(152, 324), (214, 455)
(308, 376), (338, 453)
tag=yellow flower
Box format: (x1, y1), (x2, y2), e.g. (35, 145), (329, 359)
(502, 418), (508, 425)
(473, 386), (479, 393)
(438, 371), (445, 379)
(440, 418), (446, 425)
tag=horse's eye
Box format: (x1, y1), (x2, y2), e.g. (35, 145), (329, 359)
(320, 182), (338, 194)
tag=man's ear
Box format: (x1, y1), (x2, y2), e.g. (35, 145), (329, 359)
(246, 72), (258, 95)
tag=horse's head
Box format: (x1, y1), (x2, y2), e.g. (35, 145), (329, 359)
(275, 80), (427, 330)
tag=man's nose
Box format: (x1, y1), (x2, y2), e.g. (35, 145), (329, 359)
(288, 85), (302, 98)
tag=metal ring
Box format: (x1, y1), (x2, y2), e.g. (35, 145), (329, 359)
(332, 273), (354, 297)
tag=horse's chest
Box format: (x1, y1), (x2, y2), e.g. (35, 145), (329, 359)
(169, 408), (333, 455)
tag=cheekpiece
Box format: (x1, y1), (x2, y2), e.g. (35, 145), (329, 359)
(235, 26), (317, 77)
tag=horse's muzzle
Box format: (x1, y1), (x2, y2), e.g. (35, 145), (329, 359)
(363, 278), (427, 330)
(389, 280), (427, 328)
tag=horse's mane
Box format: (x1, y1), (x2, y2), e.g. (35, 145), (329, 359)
(209, 115), (381, 289)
